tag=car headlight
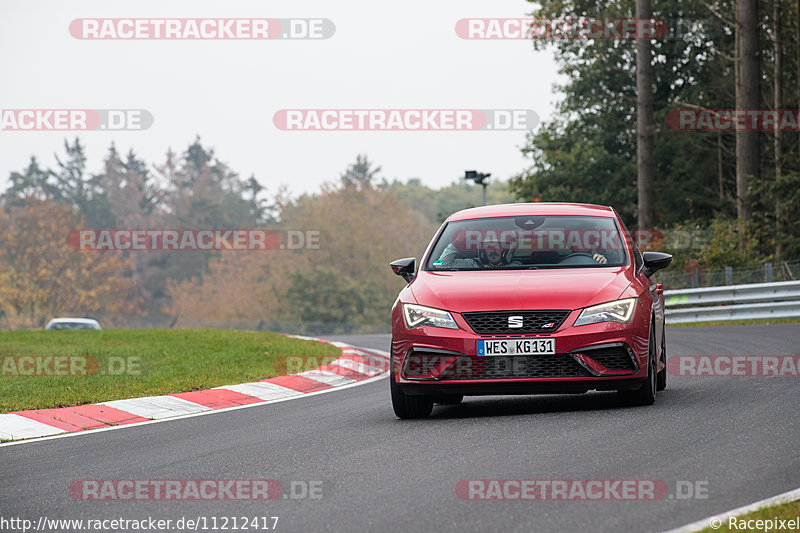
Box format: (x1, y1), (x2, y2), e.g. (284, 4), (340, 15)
(574, 298), (637, 326)
(403, 303), (459, 330)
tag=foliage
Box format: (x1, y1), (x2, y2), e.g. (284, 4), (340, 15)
(0, 199), (139, 329)
(166, 156), (437, 327)
(695, 218), (763, 270)
(382, 177), (517, 222)
(511, 0), (799, 241)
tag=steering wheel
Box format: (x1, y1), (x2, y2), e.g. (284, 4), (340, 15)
(558, 251), (599, 265)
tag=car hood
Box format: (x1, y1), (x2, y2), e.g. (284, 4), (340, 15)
(409, 268), (632, 313)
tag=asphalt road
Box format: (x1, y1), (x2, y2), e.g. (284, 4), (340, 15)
(1, 325), (799, 533)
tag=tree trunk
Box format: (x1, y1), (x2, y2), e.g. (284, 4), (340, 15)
(774, 0), (782, 261)
(636, 0), (656, 229)
(718, 132), (724, 202)
(736, 0), (760, 223)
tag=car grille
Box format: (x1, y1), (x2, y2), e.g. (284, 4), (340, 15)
(462, 310), (570, 334)
(438, 355), (592, 380)
(580, 346), (635, 372)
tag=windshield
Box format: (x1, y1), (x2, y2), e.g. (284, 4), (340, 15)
(426, 215), (629, 271)
(47, 322), (100, 330)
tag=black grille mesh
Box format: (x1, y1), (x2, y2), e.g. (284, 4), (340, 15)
(438, 355), (591, 380)
(462, 310), (570, 334)
(581, 346), (635, 372)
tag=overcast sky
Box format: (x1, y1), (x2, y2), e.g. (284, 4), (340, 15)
(0, 0), (562, 197)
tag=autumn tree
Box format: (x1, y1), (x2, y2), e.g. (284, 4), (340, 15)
(0, 199), (139, 329)
(166, 156), (436, 330)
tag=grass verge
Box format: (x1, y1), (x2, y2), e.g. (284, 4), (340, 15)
(695, 499), (800, 532)
(0, 329), (340, 413)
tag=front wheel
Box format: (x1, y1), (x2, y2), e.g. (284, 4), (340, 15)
(656, 327), (667, 391)
(618, 323), (657, 406)
(391, 363), (433, 419)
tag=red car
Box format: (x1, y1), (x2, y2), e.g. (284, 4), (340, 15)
(389, 203), (672, 418)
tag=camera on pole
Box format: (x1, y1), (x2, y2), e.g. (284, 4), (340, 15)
(465, 170), (491, 206)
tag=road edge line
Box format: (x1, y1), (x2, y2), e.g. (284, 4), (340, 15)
(0, 342), (388, 447)
(661, 486), (800, 533)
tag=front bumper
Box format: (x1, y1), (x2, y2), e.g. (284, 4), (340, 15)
(392, 307), (650, 395)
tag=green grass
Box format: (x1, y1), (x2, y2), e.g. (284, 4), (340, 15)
(668, 317), (800, 327)
(0, 329), (340, 413)
(695, 499), (800, 532)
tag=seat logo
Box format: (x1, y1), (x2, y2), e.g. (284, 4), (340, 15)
(508, 316), (523, 329)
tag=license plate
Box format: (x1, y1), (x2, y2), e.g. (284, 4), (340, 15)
(477, 338), (555, 356)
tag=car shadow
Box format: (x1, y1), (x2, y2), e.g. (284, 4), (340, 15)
(426, 390), (677, 419)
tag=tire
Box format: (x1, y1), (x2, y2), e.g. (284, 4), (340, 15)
(656, 326), (667, 391)
(618, 322), (657, 406)
(391, 360), (433, 419)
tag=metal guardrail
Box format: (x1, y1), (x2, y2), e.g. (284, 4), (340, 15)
(664, 280), (800, 323)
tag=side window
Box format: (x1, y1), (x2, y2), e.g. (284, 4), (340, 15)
(633, 245), (643, 273)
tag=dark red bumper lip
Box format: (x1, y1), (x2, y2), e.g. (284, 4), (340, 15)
(398, 378), (647, 396)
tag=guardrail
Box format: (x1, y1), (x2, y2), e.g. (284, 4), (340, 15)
(664, 280), (800, 323)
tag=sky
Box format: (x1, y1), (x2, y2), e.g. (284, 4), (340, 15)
(0, 0), (563, 197)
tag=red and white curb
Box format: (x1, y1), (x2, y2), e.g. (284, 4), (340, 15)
(0, 338), (388, 444)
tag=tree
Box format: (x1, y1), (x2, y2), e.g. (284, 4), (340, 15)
(772, 0), (783, 260)
(735, 0), (760, 223)
(2, 156), (50, 210)
(382, 177), (517, 222)
(636, 0), (656, 228)
(511, 0), (747, 226)
(0, 199), (139, 329)
(283, 266), (369, 325)
(167, 156), (436, 328)
(1, 139), (109, 226)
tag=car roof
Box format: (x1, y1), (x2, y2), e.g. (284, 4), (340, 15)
(46, 318), (100, 324)
(446, 202), (616, 221)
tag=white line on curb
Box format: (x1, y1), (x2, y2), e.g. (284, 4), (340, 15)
(0, 414), (66, 440)
(102, 395), (211, 419)
(661, 486), (800, 533)
(0, 347), (389, 448)
(221, 381), (303, 401)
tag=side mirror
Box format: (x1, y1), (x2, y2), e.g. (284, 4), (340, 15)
(390, 257), (416, 283)
(642, 251), (672, 277)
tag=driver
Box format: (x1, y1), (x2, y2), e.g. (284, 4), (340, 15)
(437, 234), (519, 269)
